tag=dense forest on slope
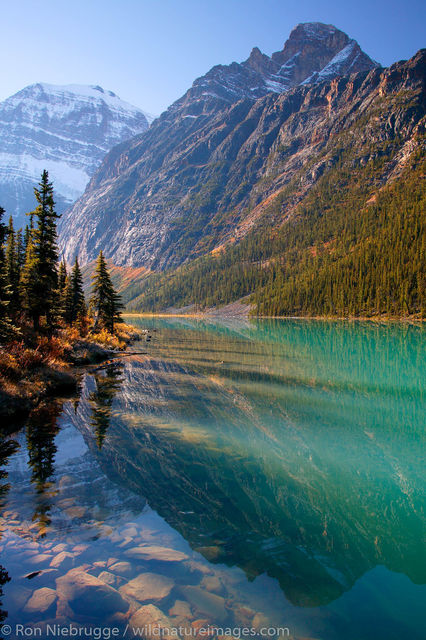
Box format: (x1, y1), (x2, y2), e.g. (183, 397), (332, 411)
(124, 151), (425, 318)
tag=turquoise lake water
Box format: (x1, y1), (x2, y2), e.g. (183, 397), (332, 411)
(0, 318), (425, 639)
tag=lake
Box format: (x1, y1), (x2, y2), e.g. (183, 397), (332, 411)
(0, 318), (425, 640)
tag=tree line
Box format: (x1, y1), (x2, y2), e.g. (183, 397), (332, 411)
(127, 153), (425, 319)
(0, 170), (122, 343)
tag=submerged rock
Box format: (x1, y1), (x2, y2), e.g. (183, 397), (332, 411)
(23, 587), (57, 615)
(119, 572), (174, 603)
(179, 586), (227, 621)
(125, 545), (189, 562)
(56, 568), (129, 617)
(108, 561), (134, 577)
(50, 551), (74, 570)
(98, 570), (125, 589)
(130, 604), (175, 638)
(169, 599), (192, 619)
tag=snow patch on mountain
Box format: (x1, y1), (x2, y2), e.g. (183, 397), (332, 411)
(0, 83), (154, 226)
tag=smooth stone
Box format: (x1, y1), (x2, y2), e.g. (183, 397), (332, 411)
(108, 561), (134, 577)
(119, 572), (174, 603)
(98, 571), (124, 589)
(51, 543), (68, 554)
(23, 587), (57, 615)
(121, 526), (138, 537)
(125, 546), (189, 562)
(130, 604), (176, 638)
(50, 551), (74, 570)
(200, 575), (223, 594)
(26, 554), (52, 566)
(56, 568), (129, 617)
(179, 586), (227, 621)
(169, 600), (192, 619)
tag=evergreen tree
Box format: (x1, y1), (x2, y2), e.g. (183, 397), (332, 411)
(0, 207), (15, 342)
(20, 233), (41, 329)
(64, 258), (86, 324)
(90, 251), (122, 333)
(20, 171), (61, 330)
(58, 260), (67, 294)
(5, 216), (21, 316)
(58, 260), (68, 319)
(16, 228), (25, 269)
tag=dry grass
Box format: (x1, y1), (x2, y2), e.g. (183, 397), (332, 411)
(0, 318), (139, 386)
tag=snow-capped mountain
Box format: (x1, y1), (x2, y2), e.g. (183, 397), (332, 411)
(60, 23), (380, 267)
(0, 83), (154, 227)
(185, 22), (377, 104)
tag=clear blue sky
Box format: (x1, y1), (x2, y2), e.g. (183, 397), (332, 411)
(1, 0), (425, 115)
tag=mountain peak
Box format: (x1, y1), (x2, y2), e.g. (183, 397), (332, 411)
(290, 22), (344, 39)
(0, 82), (153, 225)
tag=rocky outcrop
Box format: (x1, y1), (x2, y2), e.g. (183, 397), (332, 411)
(59, 23), (379, 267)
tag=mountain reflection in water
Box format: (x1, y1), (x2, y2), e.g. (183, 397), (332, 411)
(0, 319), (424, 640)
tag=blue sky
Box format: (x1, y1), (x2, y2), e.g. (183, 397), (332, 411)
(1, 0), (425, 115)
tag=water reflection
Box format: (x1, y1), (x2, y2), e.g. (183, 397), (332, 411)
(0, 437), (18, 626)
(26, 401), (62, 535)
(0, 319), (424, 639)
(88, 363), (124, 449)
(63, 320), (425, 607)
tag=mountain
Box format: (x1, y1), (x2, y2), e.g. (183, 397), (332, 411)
(0, 83), (153, 228)
(121, 49), (425, 318)
(60, 23), (379, 266)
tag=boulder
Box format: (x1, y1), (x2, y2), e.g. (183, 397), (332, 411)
(119, 572), (174, 603)
(130, 604), (175, 638)
(23, 587), (57, 615)
(56, 568), (129, 617)
(98, 571), (125, 589)
(125, 545), (188, 562)
(169, 599), (192, 619)
(50, 551), (74, 570)
(179, 586), (227, 621)
(108, 561), (134, 577)
(200, 575), (223, 594)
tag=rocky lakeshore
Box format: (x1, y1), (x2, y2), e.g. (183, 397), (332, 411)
(0, 324), (144, 426)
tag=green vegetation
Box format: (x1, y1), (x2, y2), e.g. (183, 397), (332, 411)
(127, 152), (425, 319)
(0, 171), (123, 343)
(90, 251), (123, 333)
(0, 173), (126, 422)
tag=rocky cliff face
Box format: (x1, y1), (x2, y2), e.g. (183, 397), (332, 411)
(59, 23), (379, 266)
(0, 84), (152, 228)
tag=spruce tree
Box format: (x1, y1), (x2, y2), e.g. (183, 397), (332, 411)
(64, 258), (86, 325)
(21, 171), (61, 330)
(16, 228), (25, 269)
(58, 260), (68, 319)
(58, 260), (67, 294)
(20, 232), (41, 330)
(5, 216), (21, 316)
(90, 251), (122, 333)
(0, 207), (14, 342)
